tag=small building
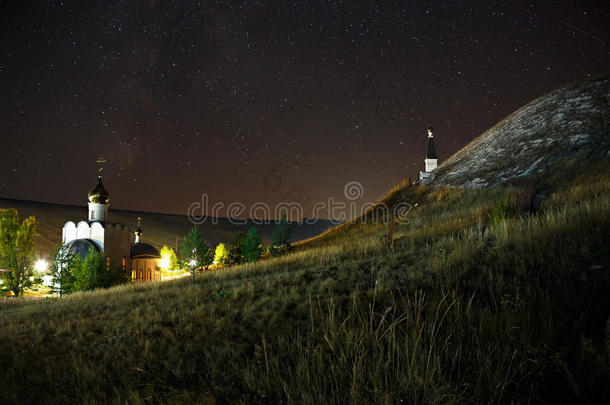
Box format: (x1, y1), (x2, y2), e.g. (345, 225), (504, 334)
(130, 218), (161, 282)
(419, 126), (439, 184)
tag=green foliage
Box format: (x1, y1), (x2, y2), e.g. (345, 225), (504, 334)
(72, 248), (128, 291)
(242, 226), (263, 262)
(159, 245), (178, 271)
(225, 232), (245, 265)
(213, 243), (229, 266)
(490, 194), (517, 223)
(270, 214), (292, 257)
(49, 243), (77, 297)
(179, 227), (214, 281)
(0, 208), (38, 297)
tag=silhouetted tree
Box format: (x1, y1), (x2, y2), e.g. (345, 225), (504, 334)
(242, 226), (263, 262)
(270, 214), (292, 256)
(226, 232), (245, 266)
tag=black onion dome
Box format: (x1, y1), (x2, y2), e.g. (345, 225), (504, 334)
(88, 177), (110, 204)
(67, 238), (101, 259)
(130, 242), (160, 259)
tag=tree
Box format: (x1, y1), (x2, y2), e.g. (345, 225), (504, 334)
(179, 226), (213, 282)
(242, 226), (263, 263)
(72, 248), (127, 291)
(0, 209), (38, 297)
(50, 243), (77, 297)
(159, 245), (178, 271)
(225, 232), (245, 266)
(214, 243), (229, 266)
(270, 214), (292, 256)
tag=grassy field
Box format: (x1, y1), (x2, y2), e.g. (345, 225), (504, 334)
(1, 159), (609, 404)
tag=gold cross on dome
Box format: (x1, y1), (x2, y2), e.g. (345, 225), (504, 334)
(96, 157), (107, 175)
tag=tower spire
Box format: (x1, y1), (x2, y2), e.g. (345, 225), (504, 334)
(419, 125), (439, 184)
(87, 158), (110, 221)
(96, 157), (107, 177)
(134, 217), (143, 243)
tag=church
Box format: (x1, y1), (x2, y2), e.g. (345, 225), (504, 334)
(61, 162), (162, 282)
(419, 126), (439, 184)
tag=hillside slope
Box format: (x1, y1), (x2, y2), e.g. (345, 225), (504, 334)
(1, 79), (609, 404)
(0, 198), (333, 256)
(432, 75), (610, 187)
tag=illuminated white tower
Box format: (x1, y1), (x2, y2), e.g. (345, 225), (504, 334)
(424, 126), (438, 172)
(419, 126), (438, 184)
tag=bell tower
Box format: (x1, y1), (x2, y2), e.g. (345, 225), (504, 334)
(87, 158), (110, 222)
(424, 126), (438, 172)
(419, 126), (439, 184)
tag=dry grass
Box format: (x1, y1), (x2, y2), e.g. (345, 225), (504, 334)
(1, 161), (609, 404)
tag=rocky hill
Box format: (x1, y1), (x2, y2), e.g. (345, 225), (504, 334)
(432, 75), (610, 187)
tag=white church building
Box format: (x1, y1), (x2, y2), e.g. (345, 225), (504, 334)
(419, 126), (439, 184)
(61, 167), (161, 281)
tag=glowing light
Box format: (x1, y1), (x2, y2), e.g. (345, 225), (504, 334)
(160, 255), (170, 270)
(35, 259), (48, 272)
(189, 259), (197, 267)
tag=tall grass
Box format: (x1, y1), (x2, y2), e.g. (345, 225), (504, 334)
(1, 162), (609, 404)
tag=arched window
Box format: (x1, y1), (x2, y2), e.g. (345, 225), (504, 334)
(122, 257), (126, 272)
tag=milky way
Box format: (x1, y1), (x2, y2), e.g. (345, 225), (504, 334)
(1, 0), (608, 217)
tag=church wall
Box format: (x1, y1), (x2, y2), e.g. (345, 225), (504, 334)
(104, 224), (132, 270)
(131, 257), (161, 282)
(90, 222), (105, 247)
(62, 221), (77, 243)
(76, 221), (91, 239)
(425, 158), (438, 172)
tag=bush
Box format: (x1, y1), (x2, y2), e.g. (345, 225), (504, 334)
(490, 194), (517, 223)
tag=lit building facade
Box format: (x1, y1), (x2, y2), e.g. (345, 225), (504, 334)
(61, 165), (160, 282)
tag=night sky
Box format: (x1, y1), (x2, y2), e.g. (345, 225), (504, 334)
(1, 1), (609, 218)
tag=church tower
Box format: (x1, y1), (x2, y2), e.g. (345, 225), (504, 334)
(87, 158), (110, 222)
(419, 125), (439, 184)
(134, 217), (143, 243)
(424, 126), (438, 172)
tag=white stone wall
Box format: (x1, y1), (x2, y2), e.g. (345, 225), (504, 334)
(90, 222), (105, 248)
(88, 203), (108, 222)
(62, 221), (77, 243)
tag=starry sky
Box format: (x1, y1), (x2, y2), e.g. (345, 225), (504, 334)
(1, 0), (609, 218)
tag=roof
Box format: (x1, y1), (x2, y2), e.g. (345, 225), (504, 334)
(130, 242), (160, 259)
(426, 136), (437, 159)
(88, 177), (110, 205)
